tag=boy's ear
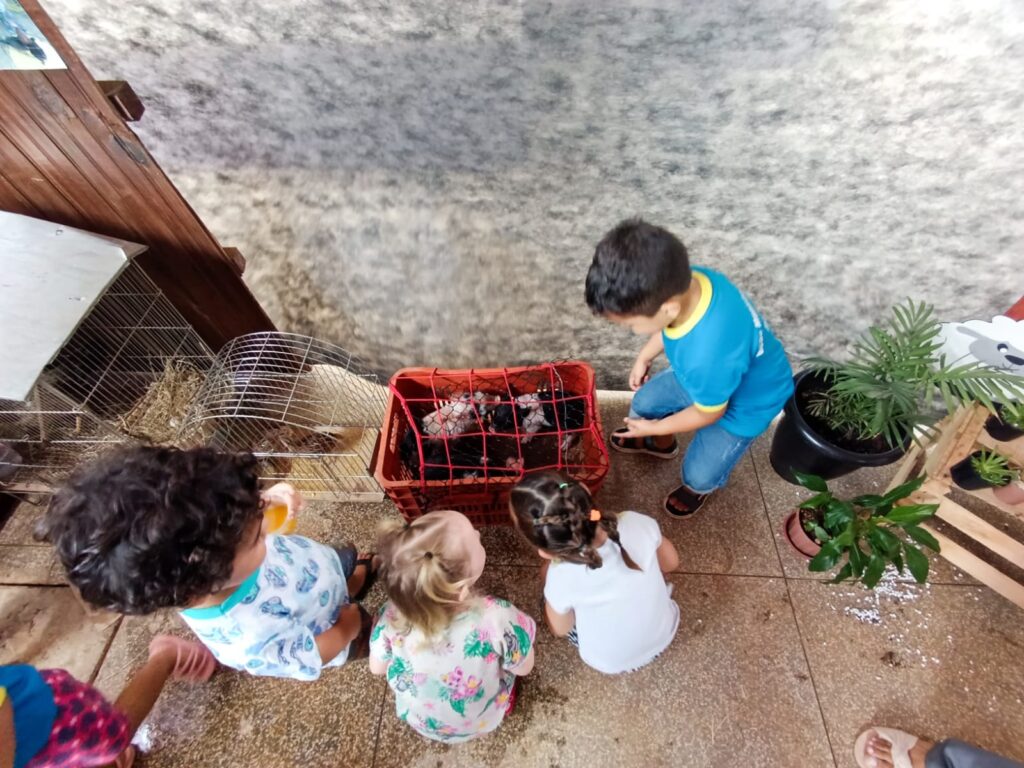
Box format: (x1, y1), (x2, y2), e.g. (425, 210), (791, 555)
(660, 298), (683, 320)
(536, 548), (554, 561)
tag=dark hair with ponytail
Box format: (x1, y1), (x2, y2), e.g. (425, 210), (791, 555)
(508, 472), (641, 571)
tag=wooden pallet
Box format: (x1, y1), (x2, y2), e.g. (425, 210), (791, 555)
(886, 406), (1024, 609)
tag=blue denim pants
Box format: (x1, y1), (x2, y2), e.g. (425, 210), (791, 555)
(629, 370), (753, 494)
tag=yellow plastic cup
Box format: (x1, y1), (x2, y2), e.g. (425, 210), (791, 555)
(263, 503), (297, 535)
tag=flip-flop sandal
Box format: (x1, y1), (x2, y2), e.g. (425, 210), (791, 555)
(663, 485), (709, 519)
(350, 553), (380, 603)
(854, 727), (920, 768)
(610, 428), (679, 459)
(149, 635), (218, 682)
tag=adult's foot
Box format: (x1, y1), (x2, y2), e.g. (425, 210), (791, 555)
(860, 729), (933, 768)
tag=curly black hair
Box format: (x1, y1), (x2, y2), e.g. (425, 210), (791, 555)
(38, 446), (262, 614)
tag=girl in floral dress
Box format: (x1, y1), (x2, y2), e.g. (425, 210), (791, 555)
(369, 510), (536, 743)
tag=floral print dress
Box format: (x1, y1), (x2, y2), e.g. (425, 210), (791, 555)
(370, 596), (536, 743)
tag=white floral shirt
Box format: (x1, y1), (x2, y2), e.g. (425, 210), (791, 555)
(370, 596), (536, 743)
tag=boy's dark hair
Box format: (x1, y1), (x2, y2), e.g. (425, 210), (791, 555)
(38, 446), (262, 614)
(509, 472), (640, 571)
(584, 218), (692, 317)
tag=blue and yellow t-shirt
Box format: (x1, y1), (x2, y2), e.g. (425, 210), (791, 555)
(662, 267), (793, 438)
(0, 665), (58, 768)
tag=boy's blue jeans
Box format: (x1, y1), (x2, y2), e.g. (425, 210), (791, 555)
(629, 370), (753, 494)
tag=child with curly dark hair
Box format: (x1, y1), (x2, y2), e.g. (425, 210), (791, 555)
(509, 472), (680, 674)
(39, 446), (378, 681)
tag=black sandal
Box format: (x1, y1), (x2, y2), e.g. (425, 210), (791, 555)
(663, 484), (709, 518)
(609, 428), (679, 459)
(350, 553), (380, 602)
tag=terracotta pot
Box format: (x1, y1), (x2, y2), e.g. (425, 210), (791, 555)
(782, 509), (822, 559)
(993, 481), (1024, 506)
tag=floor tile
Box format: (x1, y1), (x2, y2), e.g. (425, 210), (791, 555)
(0, 545), (63, 585)
(749, 430), (974, 585)
(597, 398), (783, 577)
(788, 579), (1024, 767)
(0, 586), (119, 681)
(93, 611), (386, 768)
(373, 574), (834, 768)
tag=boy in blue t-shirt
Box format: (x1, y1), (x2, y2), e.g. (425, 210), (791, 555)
(585, 218), (794, 517)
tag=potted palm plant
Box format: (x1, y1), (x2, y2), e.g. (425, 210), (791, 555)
(770, 301), (1024, 483)
(984, 402), (1024, 443)
(782, 471), (940, 587)
(950, 449), (1018, 491)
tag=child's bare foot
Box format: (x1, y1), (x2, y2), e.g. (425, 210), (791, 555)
(859, 729), (933, 768)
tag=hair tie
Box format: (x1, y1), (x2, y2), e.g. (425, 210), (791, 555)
(558, 482), (569, 489)
(589, 509), (601, 522)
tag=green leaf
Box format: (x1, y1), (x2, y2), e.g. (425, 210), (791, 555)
(863, 555), (886, 588)
(793, 472), (829, 493)
(903, 542), (930, 584)
(892, 550), (905, 574)
(904, 525), (941, 553)
(808, 541), (842, 572)
(851, 494), (885, 508)
(811, 525), (830, 543)
(847, 543), (865, 577)
(828, 562), (854, 584)
(885, 504), (938, 526)
(880, 475), (926, 505)
(799, 492), (832, 511)
(868, 527), (901, 557)
(823, 501), (855, 530)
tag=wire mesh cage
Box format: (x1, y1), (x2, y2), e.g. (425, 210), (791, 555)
(0, 260), (214, 494)
(374, 362), (610, 526)
(177, 332), (388, 501)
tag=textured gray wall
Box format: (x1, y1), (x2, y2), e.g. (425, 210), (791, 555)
(44, 0), (1024, 388)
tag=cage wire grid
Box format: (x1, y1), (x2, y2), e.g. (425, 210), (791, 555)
(177, 332), (388, 501)
(0, 261), (214, 493)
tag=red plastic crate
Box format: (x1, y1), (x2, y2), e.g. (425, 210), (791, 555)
(373, 362), (609, 526)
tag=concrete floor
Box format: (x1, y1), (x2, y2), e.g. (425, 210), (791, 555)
(2, 394), (1024, 767)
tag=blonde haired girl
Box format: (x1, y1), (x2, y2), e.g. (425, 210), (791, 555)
(369, 510), (536, 743)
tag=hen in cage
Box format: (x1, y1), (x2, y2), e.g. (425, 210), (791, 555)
(374, 362), (609, 526)
(177, 332), (388, 501)
(0, 213), (214, 495)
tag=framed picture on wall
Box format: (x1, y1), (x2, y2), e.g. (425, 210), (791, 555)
(1, 0), (65, 70)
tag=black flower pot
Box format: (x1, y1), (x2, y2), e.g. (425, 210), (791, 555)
(984, 405), (1024, 443)
(950, 451), (998, 491)
(769, 370), (907, 484)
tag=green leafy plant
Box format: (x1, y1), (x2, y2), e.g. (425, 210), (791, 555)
(804, 300), (1024, 449)
(970, 450), (1018, 487)
(997, 402), (1024, 431)
(794, 471), (940, 588)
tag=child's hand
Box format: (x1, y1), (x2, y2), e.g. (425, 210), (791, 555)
(628, 357), (651, 391)
(261, 482), (304, 523)
(620, 417), (661, 439)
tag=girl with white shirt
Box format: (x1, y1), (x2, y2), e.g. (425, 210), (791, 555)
(509, 472), (681, 674)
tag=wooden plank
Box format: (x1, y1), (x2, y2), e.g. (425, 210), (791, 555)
(885, 441), (924, 491)
(923, 524), (1024, 609)
(0, 167), (40, 216)
(930, 496), (1024, 566)
(0, 78), (126, 232)
(0, 130), (80, 222)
